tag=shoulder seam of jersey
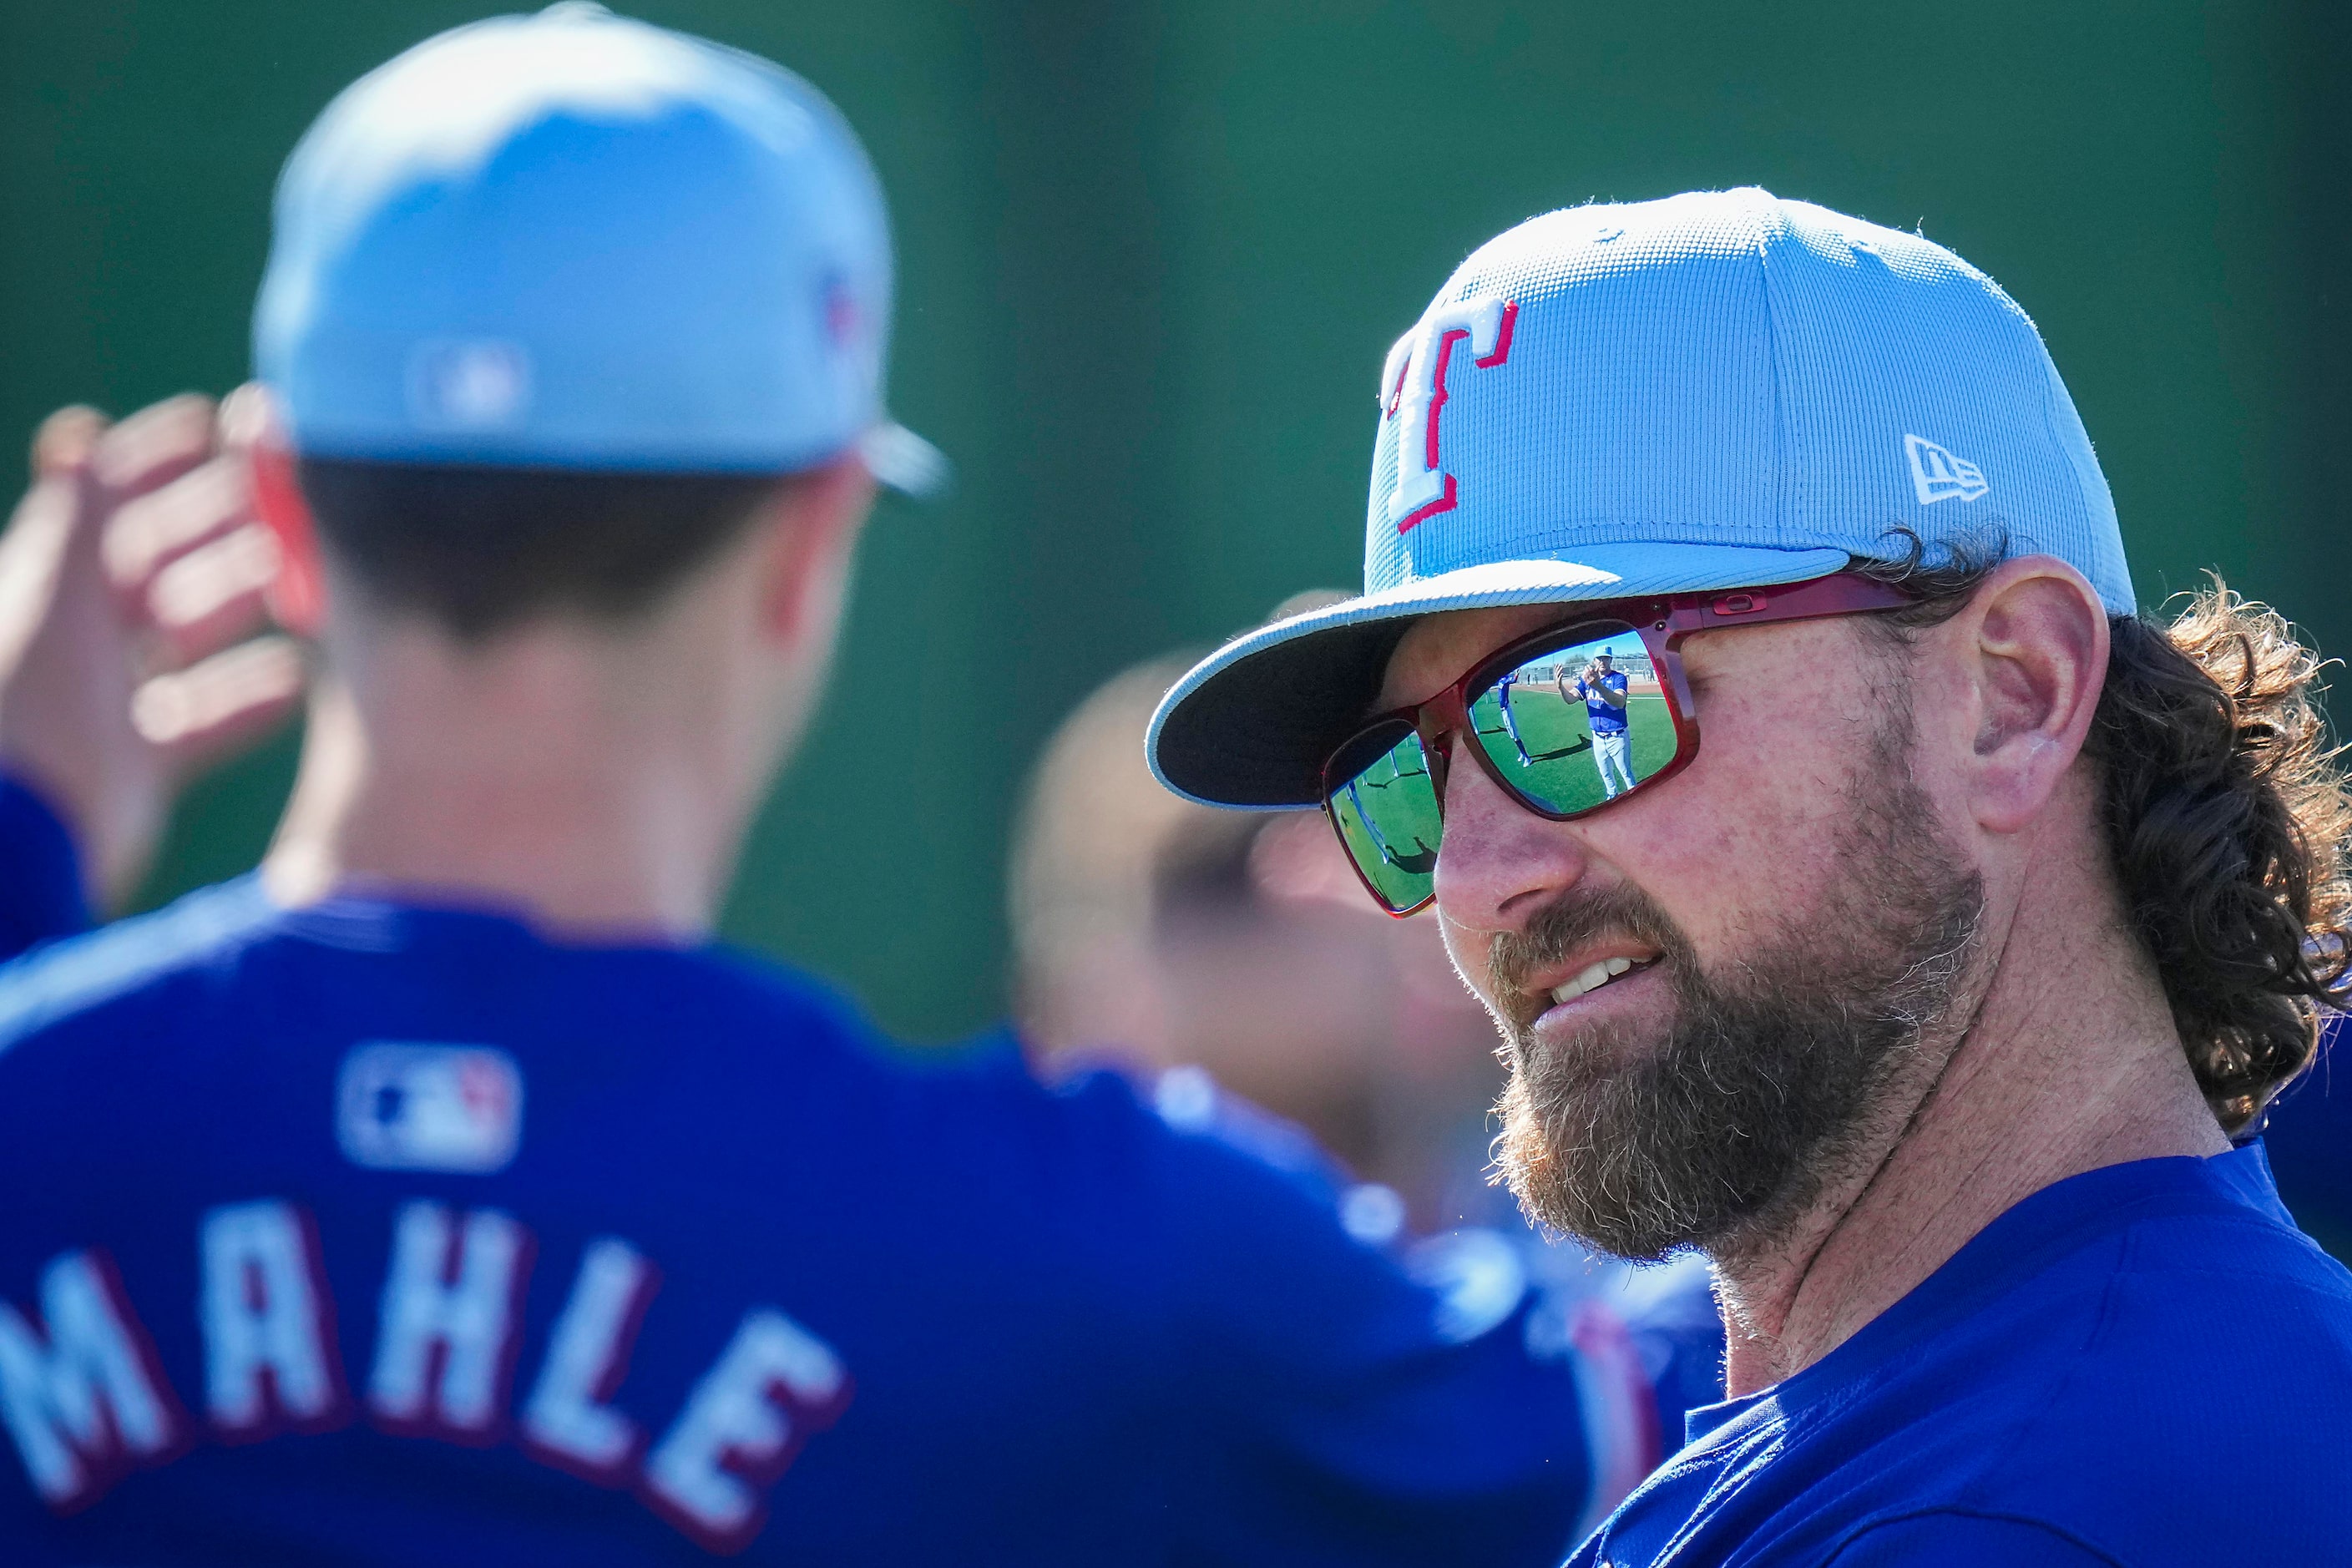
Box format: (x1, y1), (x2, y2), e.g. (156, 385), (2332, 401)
(0, 878), (279, 1055)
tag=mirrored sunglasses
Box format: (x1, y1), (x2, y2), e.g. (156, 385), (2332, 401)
(1321, 573), (1917, 914)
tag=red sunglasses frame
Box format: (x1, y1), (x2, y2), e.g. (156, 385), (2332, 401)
(1321, 570), (1920, 915)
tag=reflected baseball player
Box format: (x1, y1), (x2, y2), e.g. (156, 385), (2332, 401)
(1559, 650), (1631, 797)
(1491, 666), (1535, 765)
(0, 13), (1627, 1564)
(1149, 190), (2352, 1565)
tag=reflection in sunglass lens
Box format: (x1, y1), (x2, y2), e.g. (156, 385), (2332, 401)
(1465, 626), (1674, 816)
(1325, 721), (1442, 913)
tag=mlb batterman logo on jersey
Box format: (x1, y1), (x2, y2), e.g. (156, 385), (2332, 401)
(337, 1043), (524, 1174)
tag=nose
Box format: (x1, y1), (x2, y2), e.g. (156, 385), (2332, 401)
(1432, 746), (1593, 935)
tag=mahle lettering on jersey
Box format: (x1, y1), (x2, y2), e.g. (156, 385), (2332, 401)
(0, 1199), (852, 1550)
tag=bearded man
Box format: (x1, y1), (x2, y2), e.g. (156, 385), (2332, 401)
(1149, 188), (2352, 1565)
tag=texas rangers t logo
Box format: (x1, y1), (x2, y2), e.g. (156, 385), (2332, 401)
(1381, 296), (1519, 534)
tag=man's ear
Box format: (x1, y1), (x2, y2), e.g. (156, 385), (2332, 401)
(753, 454), (876, 648)
(223, 385), (326, 639)
(1949, 554), (2110, 835)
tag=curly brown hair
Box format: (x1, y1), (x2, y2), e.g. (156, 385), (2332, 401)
(1861, 536), (2352, 1135)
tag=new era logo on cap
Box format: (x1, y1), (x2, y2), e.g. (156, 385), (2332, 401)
(1905, 434), (1989, 506)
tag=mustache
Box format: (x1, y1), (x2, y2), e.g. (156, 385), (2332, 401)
(1489, 882), (1695, 1016)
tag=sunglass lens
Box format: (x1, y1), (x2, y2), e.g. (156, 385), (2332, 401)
(1466, 627), (1674, 816)
(1324, 721), (1441, 913)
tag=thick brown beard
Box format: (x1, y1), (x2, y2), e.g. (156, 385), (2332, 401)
(1490, 712), (1984, 1262)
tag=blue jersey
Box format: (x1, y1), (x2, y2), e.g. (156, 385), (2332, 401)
(2248, 1021), (2352, 1258)
(0, 874), (1610, 1565)
(1571, 1146), (2352, 1566)
(0, 778), (87, 963)
(1572, 670), (1629, 736)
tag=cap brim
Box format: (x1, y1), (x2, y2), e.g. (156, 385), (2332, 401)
(1146, 542), (1851, 809)
(861, 421), (951, 498)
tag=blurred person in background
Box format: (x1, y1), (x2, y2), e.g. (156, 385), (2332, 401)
(0, 11), (1665, 1565)
(1012, 634), (1495, 1222)
(1011, 634), (1729, 1486)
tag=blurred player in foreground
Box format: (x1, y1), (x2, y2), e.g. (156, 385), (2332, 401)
(1150, 189), (2352, 1564)
(1011, 646), (1730, 1491)
(0, 11), (1640, 1564)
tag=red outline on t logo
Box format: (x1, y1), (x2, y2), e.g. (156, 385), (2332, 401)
(1381, 298), (1518, 534)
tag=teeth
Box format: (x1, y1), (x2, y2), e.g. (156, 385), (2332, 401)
(1550, 956), (1641, 1006)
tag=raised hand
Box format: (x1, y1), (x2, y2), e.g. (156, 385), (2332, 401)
(0, 389), (304, 908)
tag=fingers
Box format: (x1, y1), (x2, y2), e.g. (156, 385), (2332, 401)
(30, 406), (107, 479)
(104, 453), (244, 589)
(89, 393), (215, 505)
(3, 408), (108, 592)
(104, 387), (290, 670)
(89, 394), (225, 633)
(130, 635), (304, 771)
(13, 393), (306, 740)
(145, 523), (282, 666)
(0, 393), (296, 910)
(215, 382), (272, 452)
(105, 458), (281, 664)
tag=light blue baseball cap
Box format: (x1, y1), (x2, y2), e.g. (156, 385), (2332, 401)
(1150, 186), (2132, 807)
(253, 3), (945, 493)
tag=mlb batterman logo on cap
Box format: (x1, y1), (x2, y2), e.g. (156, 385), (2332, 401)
(1148, 186), (2133, 812)
(252, 2), (947, 494)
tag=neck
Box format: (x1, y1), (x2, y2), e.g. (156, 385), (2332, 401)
(265, 615), (765, 942)
(1709, 819), (2230, 1398)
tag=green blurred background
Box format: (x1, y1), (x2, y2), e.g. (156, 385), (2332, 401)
(5, 0), (2348, 1039)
